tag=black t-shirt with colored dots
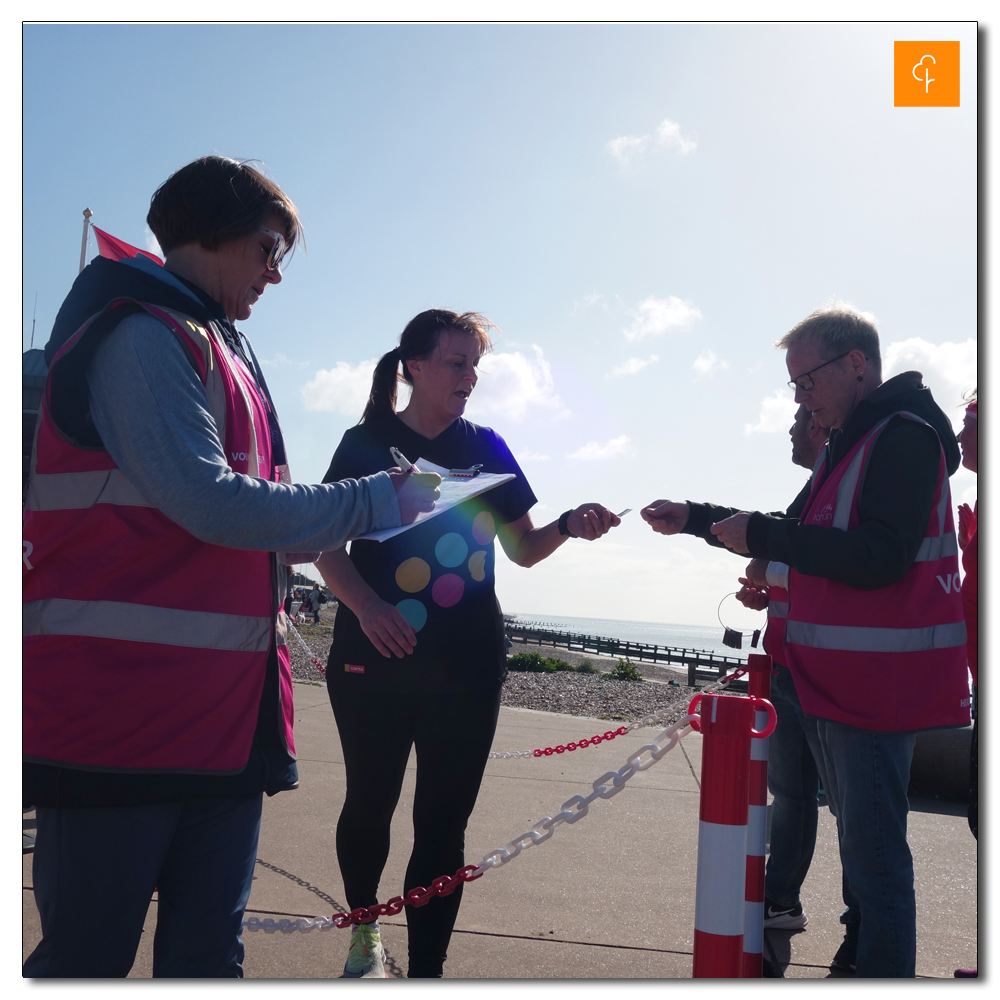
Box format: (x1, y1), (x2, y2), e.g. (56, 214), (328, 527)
(322, 411), (537, 681)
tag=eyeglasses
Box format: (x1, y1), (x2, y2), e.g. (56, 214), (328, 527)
(787, 351), (851, 392)
(258, 225), (289, 272)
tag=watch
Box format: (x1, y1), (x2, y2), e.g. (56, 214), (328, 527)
(558, 510), (576, 537)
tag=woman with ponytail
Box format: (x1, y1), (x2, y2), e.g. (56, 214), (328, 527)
(316, 308), (620, 978)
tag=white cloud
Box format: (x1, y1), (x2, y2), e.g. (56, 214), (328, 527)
(262, 352), (311, 369)
(144, 226), (163, 259)
(465, 346), (566, 424)
(572, 292), (609, 316)
(608, 355), (659, 378)
(655, 118), (697, 154)
(605, 134), (649, 166)
(303, 344), (567, 424)
(606, 118), (695, 166)
(882, 338), (977, 429)
(692, 350), (729, 379)
(745, 389), (798, 435)
(302, 357), (380, 416)
(567, 434), (634, 461)
(518, 450), (551, 462)
(624, 295), (702, 342)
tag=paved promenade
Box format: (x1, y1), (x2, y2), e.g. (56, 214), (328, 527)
(22, 680), (978, 979)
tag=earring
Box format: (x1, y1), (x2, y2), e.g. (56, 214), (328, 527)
(857, 375), (863, 382)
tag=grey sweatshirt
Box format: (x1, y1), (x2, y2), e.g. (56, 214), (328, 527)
(87, 313), (399, 551)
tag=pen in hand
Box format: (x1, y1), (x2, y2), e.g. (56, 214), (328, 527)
(389, 447), (443, 490)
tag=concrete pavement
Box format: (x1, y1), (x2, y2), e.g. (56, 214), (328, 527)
(22, 679), (978, 978)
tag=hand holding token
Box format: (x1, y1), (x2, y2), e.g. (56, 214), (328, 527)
(641, 500), (690, 535)
(566, 503), (621, 540)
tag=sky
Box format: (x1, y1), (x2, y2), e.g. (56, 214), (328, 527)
(21, 22), (978, 627)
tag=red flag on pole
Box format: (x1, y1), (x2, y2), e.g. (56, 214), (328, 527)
(92, 226), (164, 266)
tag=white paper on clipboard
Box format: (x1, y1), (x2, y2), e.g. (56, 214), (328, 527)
(357, 459), (515, 542)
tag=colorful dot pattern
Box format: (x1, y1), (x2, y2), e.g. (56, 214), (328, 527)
(391, 509), (497, 632)
(395, 599), (428, 632)
(431, 573), (465, 608)
(468, 549), (487, 582)
(395, 557), (431, 593)
(472, 511), (496, 545)
(434, 533), (468, 568)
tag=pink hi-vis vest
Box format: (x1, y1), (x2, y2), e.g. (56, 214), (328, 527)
(23, 300), (296, 772)
(783, 411), (970, 732)
(763, 565), (789, 665)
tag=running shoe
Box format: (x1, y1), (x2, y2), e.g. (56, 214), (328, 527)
(762, 896), (809, 930)
(830, 922), (859, 974)
(342, 921), (387, 978)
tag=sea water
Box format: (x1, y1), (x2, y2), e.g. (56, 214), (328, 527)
(506, 613), (757, 659)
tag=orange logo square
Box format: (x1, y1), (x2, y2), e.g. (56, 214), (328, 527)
(894, 41), (960, 107)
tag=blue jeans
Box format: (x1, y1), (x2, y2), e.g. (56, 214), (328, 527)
(24, 795), (263, 978)
(764, 664), (820, 907)
(812, 719), (916, 978)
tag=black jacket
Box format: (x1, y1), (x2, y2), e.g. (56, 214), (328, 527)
(683, 372), (960, 590)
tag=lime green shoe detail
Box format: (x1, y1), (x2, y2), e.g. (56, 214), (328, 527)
(342, 921), (387, 978)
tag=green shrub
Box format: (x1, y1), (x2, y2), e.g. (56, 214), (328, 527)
(577, 659), (599, 674)
(602, 657), (644, 682)
(507, 652), (574, 673)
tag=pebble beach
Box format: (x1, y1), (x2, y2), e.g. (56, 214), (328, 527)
(287, 605), (697, 725)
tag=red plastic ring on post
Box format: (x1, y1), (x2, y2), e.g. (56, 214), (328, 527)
(687, 693), (704, 732)
(748, 696), (777, 739)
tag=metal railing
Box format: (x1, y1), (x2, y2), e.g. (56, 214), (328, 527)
(504, 621), (747, 687)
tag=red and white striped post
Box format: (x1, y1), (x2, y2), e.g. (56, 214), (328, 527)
(690, 692), (776, 978)
(743, 653), (774, 977)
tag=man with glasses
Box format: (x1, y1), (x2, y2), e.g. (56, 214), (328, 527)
(641, 302), (970, 977)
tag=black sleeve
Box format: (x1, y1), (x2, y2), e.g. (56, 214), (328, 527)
(683, 497), (801, 554)
(480, 428), (538, 525)
(682, 501), (745, 550)
(754, 420), (941, 589)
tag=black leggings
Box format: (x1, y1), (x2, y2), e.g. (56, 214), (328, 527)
(327, 662), (501, 978)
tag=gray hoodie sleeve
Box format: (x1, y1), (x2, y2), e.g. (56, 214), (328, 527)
(87, 313), (400, 551)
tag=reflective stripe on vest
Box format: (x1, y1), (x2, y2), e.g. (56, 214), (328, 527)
(27, 468), (153, 511)
(767, 601), (789, 620)
(914, 533), (958, 561)
(785, 619), (967, 653)
(24, 599), (272, 653)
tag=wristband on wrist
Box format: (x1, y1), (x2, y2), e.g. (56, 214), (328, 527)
(558, 509), (576, 537)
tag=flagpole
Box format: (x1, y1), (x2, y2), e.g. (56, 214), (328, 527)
(78, 208), (93, 274)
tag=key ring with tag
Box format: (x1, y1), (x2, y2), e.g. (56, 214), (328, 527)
(717, 592), (766, 651)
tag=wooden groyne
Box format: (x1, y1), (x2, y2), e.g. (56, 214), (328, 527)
(504, 620), (749, 688)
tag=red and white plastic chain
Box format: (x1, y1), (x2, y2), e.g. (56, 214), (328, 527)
(489, 665), (748, 759)
(242, 710), (698, 935)
(244, 864), (484, 934)
(287, 622), (327, 677)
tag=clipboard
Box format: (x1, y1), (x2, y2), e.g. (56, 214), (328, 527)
(357, 459), (515, 542)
